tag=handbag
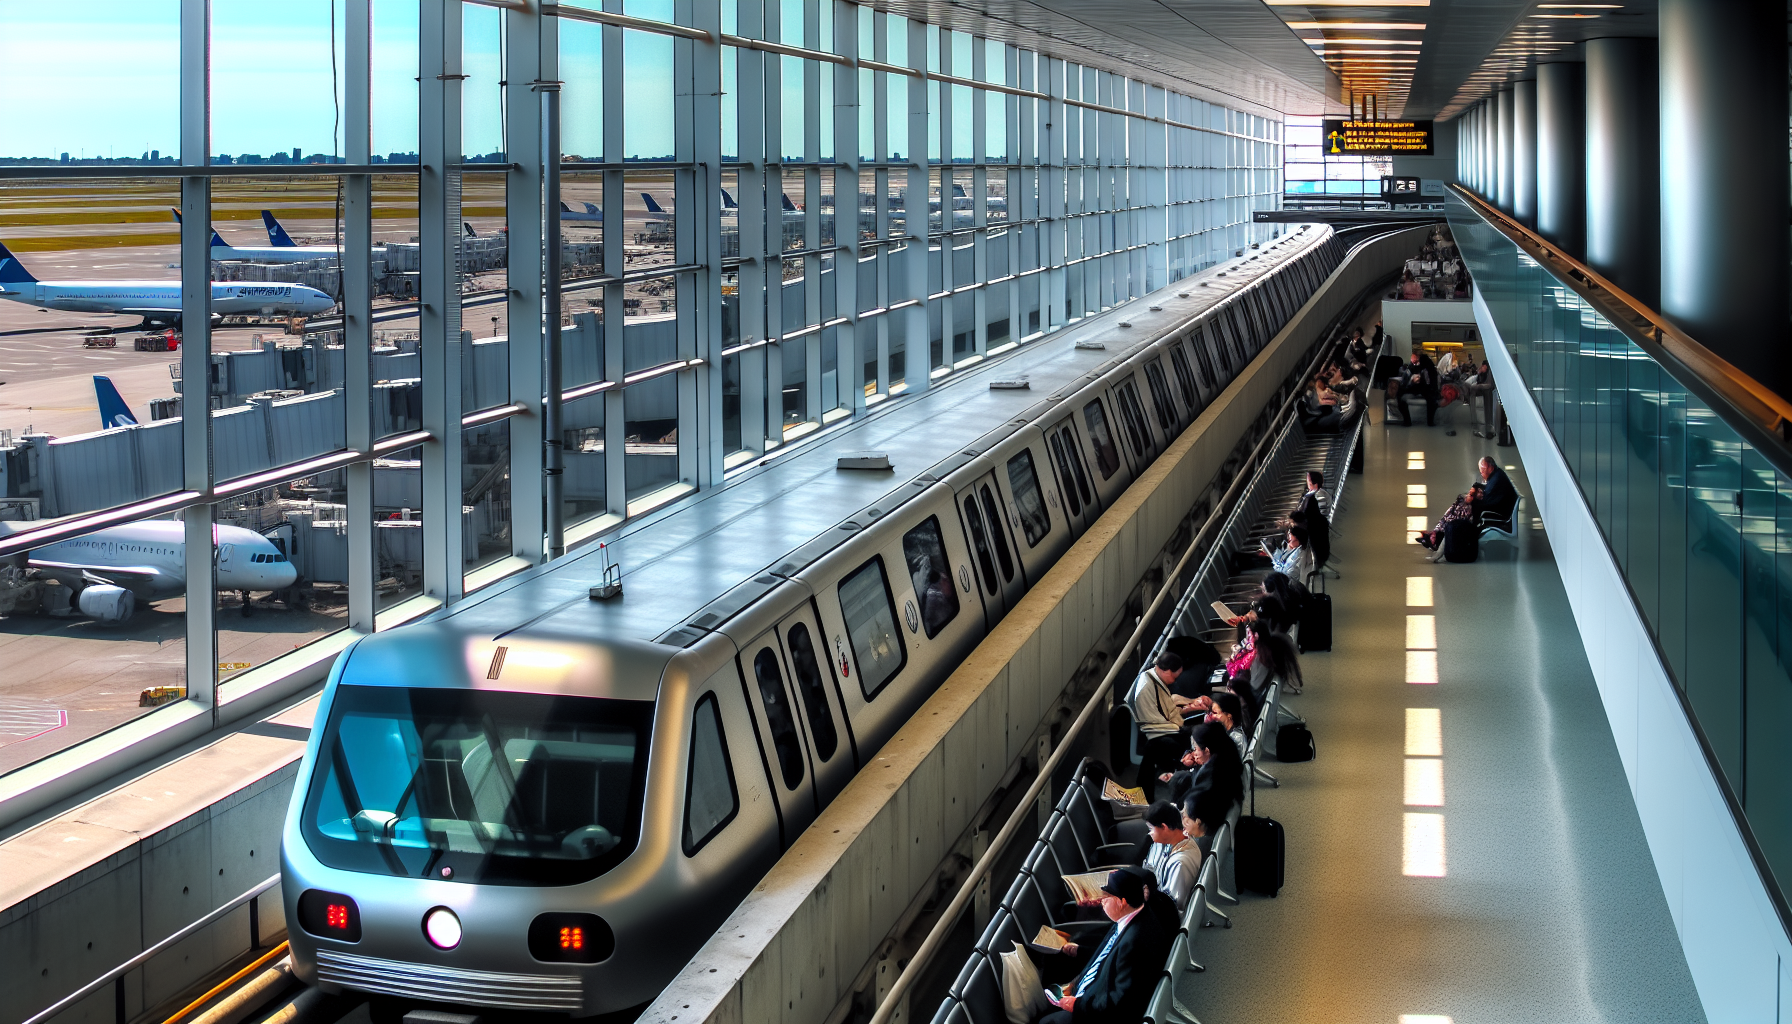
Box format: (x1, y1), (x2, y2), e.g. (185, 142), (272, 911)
(1000, 941), (1051, 1023)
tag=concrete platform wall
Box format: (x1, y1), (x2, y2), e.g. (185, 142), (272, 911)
(639, 226), (1429, 1024)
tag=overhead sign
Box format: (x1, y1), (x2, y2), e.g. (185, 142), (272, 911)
(1322, 119), (1435, 156)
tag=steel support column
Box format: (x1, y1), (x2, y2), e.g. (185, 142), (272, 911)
(1536, 62), (1585, 257)
(420, 0), (465, 602)
(506, 3), (550, 563)
(1512, 79), (1537, 227)
(1660, 0), (1789, 393)
(1585, 36), (1659, 307)
(345, 0), (377, 630)
(179, 0), (216, 711)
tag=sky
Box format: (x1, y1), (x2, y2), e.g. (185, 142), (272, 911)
(0, 0), (676, 161)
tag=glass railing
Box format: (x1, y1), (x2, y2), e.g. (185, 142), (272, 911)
(1446, 190), (1792, 923)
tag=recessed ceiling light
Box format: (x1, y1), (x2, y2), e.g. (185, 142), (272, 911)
(1531, 12), (1600, 16)
(1315, 49), (1423, 55)
(1267, 0), (1429, 5)
(1536, 3), (1621, 6)
(1305, 37), (1424, 44)
(1285, 21), (1427, 29)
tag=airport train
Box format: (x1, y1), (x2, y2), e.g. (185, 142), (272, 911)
(280, 224), (1353, 1016)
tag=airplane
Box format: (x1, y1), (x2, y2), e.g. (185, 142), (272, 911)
(0, 239), (335, 330)
(6, 519), (298, 623)
(558, 200), (603, 223)
(639, 192), (674, 242)
(170, 209), (348, 264)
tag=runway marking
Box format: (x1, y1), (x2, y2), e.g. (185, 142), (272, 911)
(0, 702), (69, 745)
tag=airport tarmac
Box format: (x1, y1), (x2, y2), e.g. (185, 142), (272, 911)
(0, 596), (347, 775)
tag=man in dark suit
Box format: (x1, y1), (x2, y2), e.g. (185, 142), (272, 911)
(1395, 348), (1440, 426)
(1472, 456), (1518, 526)
(1290, 473), (1330, 571)
(1036, 868), (1178, 1024)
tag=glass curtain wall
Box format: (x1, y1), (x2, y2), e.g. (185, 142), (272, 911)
(1448, 192), (1792, 919)
(0, 0), (1280, 778)
(1283, 113), (1391, 198)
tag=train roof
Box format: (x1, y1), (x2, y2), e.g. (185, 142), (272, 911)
(410, 226), (1333, 653)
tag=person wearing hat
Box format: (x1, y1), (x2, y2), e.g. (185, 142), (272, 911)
(1035, 867), (1177, 1023)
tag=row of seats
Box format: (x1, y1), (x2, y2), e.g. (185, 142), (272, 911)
(928, 384), (1368, 1024)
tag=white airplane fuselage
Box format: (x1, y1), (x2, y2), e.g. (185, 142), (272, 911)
(212, 242), (385, 264)
(28, 520), (297, 599)
(0, 280), (334, 318)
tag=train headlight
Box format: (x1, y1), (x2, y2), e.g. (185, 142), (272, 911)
(527, 913), (615, 963)
(297, 890), (362, 942)
(423, 907), (462, 950)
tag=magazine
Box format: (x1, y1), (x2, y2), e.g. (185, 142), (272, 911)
(1028, 925), (1072, 953)
(1062, 870), (1110, 905)
(1102, 779), (1146, 806)
(1210, 600), (1237, 622)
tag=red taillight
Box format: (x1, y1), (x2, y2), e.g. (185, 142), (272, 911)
(327, 904), (349, 930)
(559, 926), (583, 950)
(298, 889), (362, 942)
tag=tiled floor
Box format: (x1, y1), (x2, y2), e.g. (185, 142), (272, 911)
(1175, 375), (1707, 1023)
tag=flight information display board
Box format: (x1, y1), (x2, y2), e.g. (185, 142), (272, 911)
(1321, 119), (1434, 155)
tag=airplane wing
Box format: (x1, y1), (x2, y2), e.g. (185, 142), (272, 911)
(28, 561), (169, 599)
(117, 307), (183, 320)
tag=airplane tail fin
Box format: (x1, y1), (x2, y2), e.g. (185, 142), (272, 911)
(261, 210), (299, 247)
(640, 192), (664, 214)
(94, 376), (139, 429)
(210, 230), (231, 251)
(584, 202), (602, 218)
(171, 207), (183, 224)
(720, 188), (738, 209)
(560, 201), (574, 212)
(953, 183), (967, 197)
(0, 239), (37, 285)
(780, 193), (797, 212)
(464, 222), (477, 237)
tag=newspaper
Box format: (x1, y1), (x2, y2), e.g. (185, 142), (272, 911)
(1029, 925), (1072, 953)
(1102, 779), (1146, 806)
(1062, 870), (1110, 905)
(1210, 600), (1237, 622)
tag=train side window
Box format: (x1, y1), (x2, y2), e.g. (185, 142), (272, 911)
(1005, 449), (1052, 547)
(977, 485), (1016, 582)
(1056, 426), (1094, 507)
(751, 648), (805, 789)
(1081, 400), (1121, 479)
(1143, 361), (1177, 432)
(839, 557), (906, 699)
(1046, 432), (1083, 517)
(1207, 318), (1234, 374)
(683, 693), (739, 855)
(1226, 308), (1252, 360)
(902, 517), (960, 638)
(1114, 382), (1151, 460)
(1187, 330), (1216, 388)
(1167, 345), (1198, 408)
(784, 624), (839, 762)
(961, 496), (1001, 595)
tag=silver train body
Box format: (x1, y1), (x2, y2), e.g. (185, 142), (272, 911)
(280, 226), (1349, 1016)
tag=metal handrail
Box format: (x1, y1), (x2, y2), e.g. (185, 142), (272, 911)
(1450, 185), (1792, 461)
(21, 874), (282, 1024)
(866, 231), (1404, 1024)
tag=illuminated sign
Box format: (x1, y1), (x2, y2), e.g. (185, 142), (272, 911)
(1381, 176), (1423, 201)
(1322, 119), (1434, 156)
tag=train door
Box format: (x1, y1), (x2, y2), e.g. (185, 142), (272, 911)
(1166, 342), (1204, 419)
(1142, 358), (1182, 435)
(1043, 417), (1099, 535)
(1078, 395), (1130, 506)
(737, 630), (820, 843)
(1110, 376), (1156, 468)
(777, 604), (857, 799)
(955, 472), (1025, 618)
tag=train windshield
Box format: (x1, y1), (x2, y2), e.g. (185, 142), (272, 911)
(300, 685), (653, 886)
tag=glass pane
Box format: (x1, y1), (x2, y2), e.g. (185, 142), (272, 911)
(622, 378), (678, 503)
(785, 622), (839, 762)
(901, 516), (959, 638)
(978, 484), (1016, 583)
(1081, 399), (1121, 480)
(0, 3), (179, 163)
(0, 513), (189, 774)
(839, 555), (903, 699)
(961, 496), (999, 596)
(751, 647), (804, 788)
(215, 471), (341, 687)
(373, 444), (424, 609)
(683, 693), (738, 852)
(1005, 449), (1051, 547)
(463, 419), (510, 577)
(561, 391), (608, 527)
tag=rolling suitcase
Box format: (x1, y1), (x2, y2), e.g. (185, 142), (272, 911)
(1236, 780), (1286, 896)
(1276, 723), (1315, 762)
(1299, 573), (1332, 652)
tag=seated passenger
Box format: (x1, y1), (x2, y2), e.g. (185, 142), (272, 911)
(1204, 691), (1248, 759)
(1181, 791), (1229, 859)
(1417, 485), (1482, 551)
(1141, 801), (1201, 912)
(1156, 720), (1244, 810)
(1268, 524), (1313, 583)
(1400, 270), (1424, 300)
(1473, 456), (1519, 526)
(1127, 652), (1200, 800)
(1034, 868), (1178, 1024)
